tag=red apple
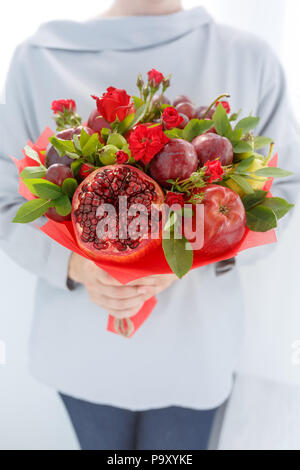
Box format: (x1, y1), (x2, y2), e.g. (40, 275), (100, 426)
(149, 139), (198, 187)
(192, 133), (233, 167)
(188, 185), (246, 258)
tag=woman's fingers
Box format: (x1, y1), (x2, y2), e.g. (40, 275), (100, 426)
(99, 284), (147, 300)
(88, 287), (146, 311)
(95, 268), (123, 286)
(109, 305), (144, 320)
(127, 274), (177, 287)
(101, 294), (146, 311)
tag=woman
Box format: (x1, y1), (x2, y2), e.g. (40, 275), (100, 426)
(0, 0), (299, 450)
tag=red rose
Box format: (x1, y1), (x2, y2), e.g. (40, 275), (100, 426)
(129, 124), (170, 165)
(51, 99), (76, 114)
(78, 163), (95, 180)
(204, 160), (224, 183)
(216, 101), (231, 114)
(162, 107), (184, 130)
(148, 69), (164, 87)
(165, 192), (185, 208)
(91, 87), (134, 123)
(116, 151), (129, 164)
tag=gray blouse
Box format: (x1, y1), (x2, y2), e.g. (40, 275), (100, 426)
(0, 7), (299, 410)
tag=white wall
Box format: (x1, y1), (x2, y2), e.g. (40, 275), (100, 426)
(0, 0), (300, 450)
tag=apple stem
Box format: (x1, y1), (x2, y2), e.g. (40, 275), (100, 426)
(204, 93), (231, 119)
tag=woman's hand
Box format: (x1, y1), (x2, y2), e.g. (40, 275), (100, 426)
(68, 252), (177, 319)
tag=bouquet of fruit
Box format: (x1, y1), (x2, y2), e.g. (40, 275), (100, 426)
(12, 69), (294, 337)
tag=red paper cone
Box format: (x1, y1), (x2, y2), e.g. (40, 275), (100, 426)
(12, 128), (278, 337)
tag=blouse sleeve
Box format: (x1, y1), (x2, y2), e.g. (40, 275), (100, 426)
(237, 43), (300, 267)
(0, 46), (72, 290)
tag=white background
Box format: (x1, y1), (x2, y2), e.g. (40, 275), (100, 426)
(0, 0), (300, 450)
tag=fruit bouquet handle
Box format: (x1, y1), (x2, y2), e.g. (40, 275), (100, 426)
(114, 318), (134, 338)
(107, 296), (158, 338)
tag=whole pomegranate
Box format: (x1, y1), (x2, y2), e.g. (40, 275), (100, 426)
(149, 139), (198, 188)
(72, 165), (165, 261)
(87, 109), (111, 136)
(192, 133), (234, 167)
(187, 185), (246, 258)
(45, 126), (95, 168)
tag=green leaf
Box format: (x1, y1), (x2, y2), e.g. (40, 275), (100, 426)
(49, 137), (75, 157)
(117, 113), (135, 135)
(161, 104), (172, 110)
(127, 104), (147, 130)
(81, 133), (100, 157)
(182, 119), (214, 142)
(164, 128), (184, 139)
(24, 145), (42, 165)
(212, 103), (232, 137)
(262, 197), (294, 220)
(235, 156), (255, 173)
(229, 174), (254, 194)
(181, 208), (194, 218)
(253, 136), (273, 151)
(246, 205), (277, 232)
(162, 233), (193, 278)
(242, 190), (268, 211)
(230, 128), (243, 144)
(22, 179), (41, 197)
(73, 134), (82, 153)
(65, 151), (81, 160)
(54, 195), (72, 216)
(229, 111), (241, 122)
(254, 167), (293, 178)
(132, 96), (144, 110)
(164, 212), (178, 232)
(235, 116), (260, 134)
(23, 178), (38, 197)
(12, 198), (52, 224)
(101, 127), (111, 143)
(71, 159), (84, 177)
(30, 179), (62, 200)
(62, 178), (78, 198)
(80, 128), (91, 149)
(20, 167), (46, 179)
(233, 141), (253, 154)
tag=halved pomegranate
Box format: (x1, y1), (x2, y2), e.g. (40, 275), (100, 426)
(72, 165), (165, 262)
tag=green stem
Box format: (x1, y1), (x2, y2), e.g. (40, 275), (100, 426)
(144, 90), (157, 122)
(204, 93), (231, 119)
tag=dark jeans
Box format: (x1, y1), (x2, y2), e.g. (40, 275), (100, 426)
(60, 393), (220, 450)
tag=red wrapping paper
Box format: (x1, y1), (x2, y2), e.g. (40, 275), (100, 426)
(11, 128), (278, 337)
